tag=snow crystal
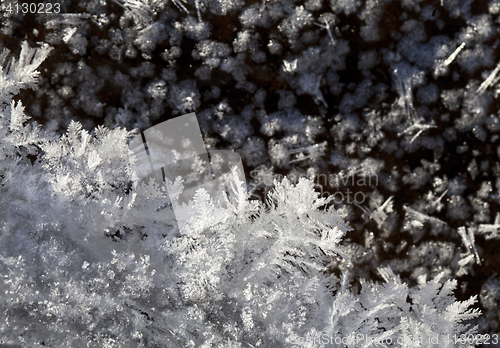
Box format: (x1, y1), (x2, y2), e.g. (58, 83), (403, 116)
(145, 79), (168, 99)
(277, 90), (296, 110)
(213, 115), (253, 147)
(462, 15), (496, 43)
(240, 137), (268, 167)
(419, 5), (439, 21)
(267, 39), (282, 55)
(339, 79), (375, 113)
(108, 27), (124, 44)
(168, 79), (201, 114)
(161, 46), (182, 62)
(480, 275), (500, 311)
(489, 0), (500, 14)
(330, 0), (361, 15)
(129, 61), (155, 78)
(135, 22), (167, 54)
(278, 6), (313, 43)
(108, 44), (124, 61)
(357, 50), (379, 70)
(305, 0), (322, 11)
(457, 45), (495, 74)
(239, 4), (272, 28)
(441, 89), (463, 111)
(447, 195), (471, 220)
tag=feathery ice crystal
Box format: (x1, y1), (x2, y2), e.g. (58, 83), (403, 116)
(0, 40), (485, 347)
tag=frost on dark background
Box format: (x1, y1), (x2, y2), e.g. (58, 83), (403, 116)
(1, 0), (500, 345)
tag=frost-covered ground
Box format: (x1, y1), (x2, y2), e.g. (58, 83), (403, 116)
(1, 0), (500, 346)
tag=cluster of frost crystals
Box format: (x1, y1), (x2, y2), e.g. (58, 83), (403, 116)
(0, 42), (487, 346)
(3, 0), (500, 342)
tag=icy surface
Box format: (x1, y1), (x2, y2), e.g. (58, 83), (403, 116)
(2, 0), (500, 345)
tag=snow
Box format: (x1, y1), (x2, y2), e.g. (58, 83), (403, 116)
(2, 0), (500, 343)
